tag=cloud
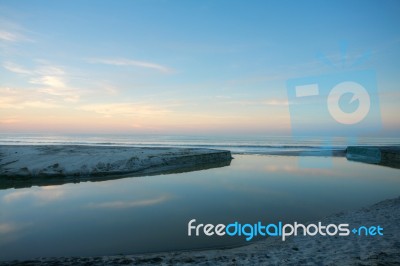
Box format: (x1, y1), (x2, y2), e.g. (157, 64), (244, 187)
(2, 61), (82, 102)
(31, 75), (66, 88)
(22, 101), (60, 108)
(87, 57), (173, 73)
(0, 29), (22, 42)
(38, 88), (80, 103)
(78, 102), (171, 118)
(0, 20), (33, 43)
(3, 62), (32, 74)
(219, 98), (289, 106)
(86, 195), (171, 209)
(0, 117), (20, 124)
(103, 85), (118, 95)
(0, 87), (62, 109)
(263, 99), (289, 106)
(3, 62), (67, 85)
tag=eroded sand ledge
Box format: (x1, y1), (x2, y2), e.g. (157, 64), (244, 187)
(0, 145), (232, 179)
(346, 146), (400, 169)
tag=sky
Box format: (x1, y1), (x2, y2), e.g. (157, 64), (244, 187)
(0, 0), (399, 136)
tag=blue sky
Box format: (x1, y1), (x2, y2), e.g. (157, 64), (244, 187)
(0, 0), (399, 135)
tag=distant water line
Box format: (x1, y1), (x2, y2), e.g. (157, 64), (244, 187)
(0, 134), (399, 155)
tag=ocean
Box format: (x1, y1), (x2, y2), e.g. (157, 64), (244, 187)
(0, 134), (399, 155)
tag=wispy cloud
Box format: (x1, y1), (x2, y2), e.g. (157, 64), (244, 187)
(219, 98), (290, 106)
(0, 117), (20, 124)
(2, 62), (82, 102)
(22, 101), (60, 109)
(0, 29), (27, 42)
(0, 20), (33, 43)
(3, 61), (32, 74)
(263, 99), (289, 106)
(3, 61), (53, 76)
(78, 102), (171, 118)
(31, 75), (66, 88)
(86, 57), (173, 73)
(0, 87), (61, 109)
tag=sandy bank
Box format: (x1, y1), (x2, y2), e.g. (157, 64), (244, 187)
(347, 146), (400, 169)
(0, 145), (232, 189)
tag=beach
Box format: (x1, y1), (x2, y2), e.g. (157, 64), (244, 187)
(0, 143), (399, 265)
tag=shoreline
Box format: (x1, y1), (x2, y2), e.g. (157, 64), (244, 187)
(2, 195), (399, 265)
(1, 144), (399, 189)
(0, 145), (232, 189)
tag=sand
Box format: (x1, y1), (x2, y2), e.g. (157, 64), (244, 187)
(0, 145), (232, 189)
(346, 146), (400, 169)
(1, 196), (399, 265)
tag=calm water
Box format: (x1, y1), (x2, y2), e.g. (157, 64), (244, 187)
(0, 155), (399, 261)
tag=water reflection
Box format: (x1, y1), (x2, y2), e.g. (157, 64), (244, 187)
(3, 186), (65, 205)
(85, 195), (172, 209)
(0, 155), (399, 261)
